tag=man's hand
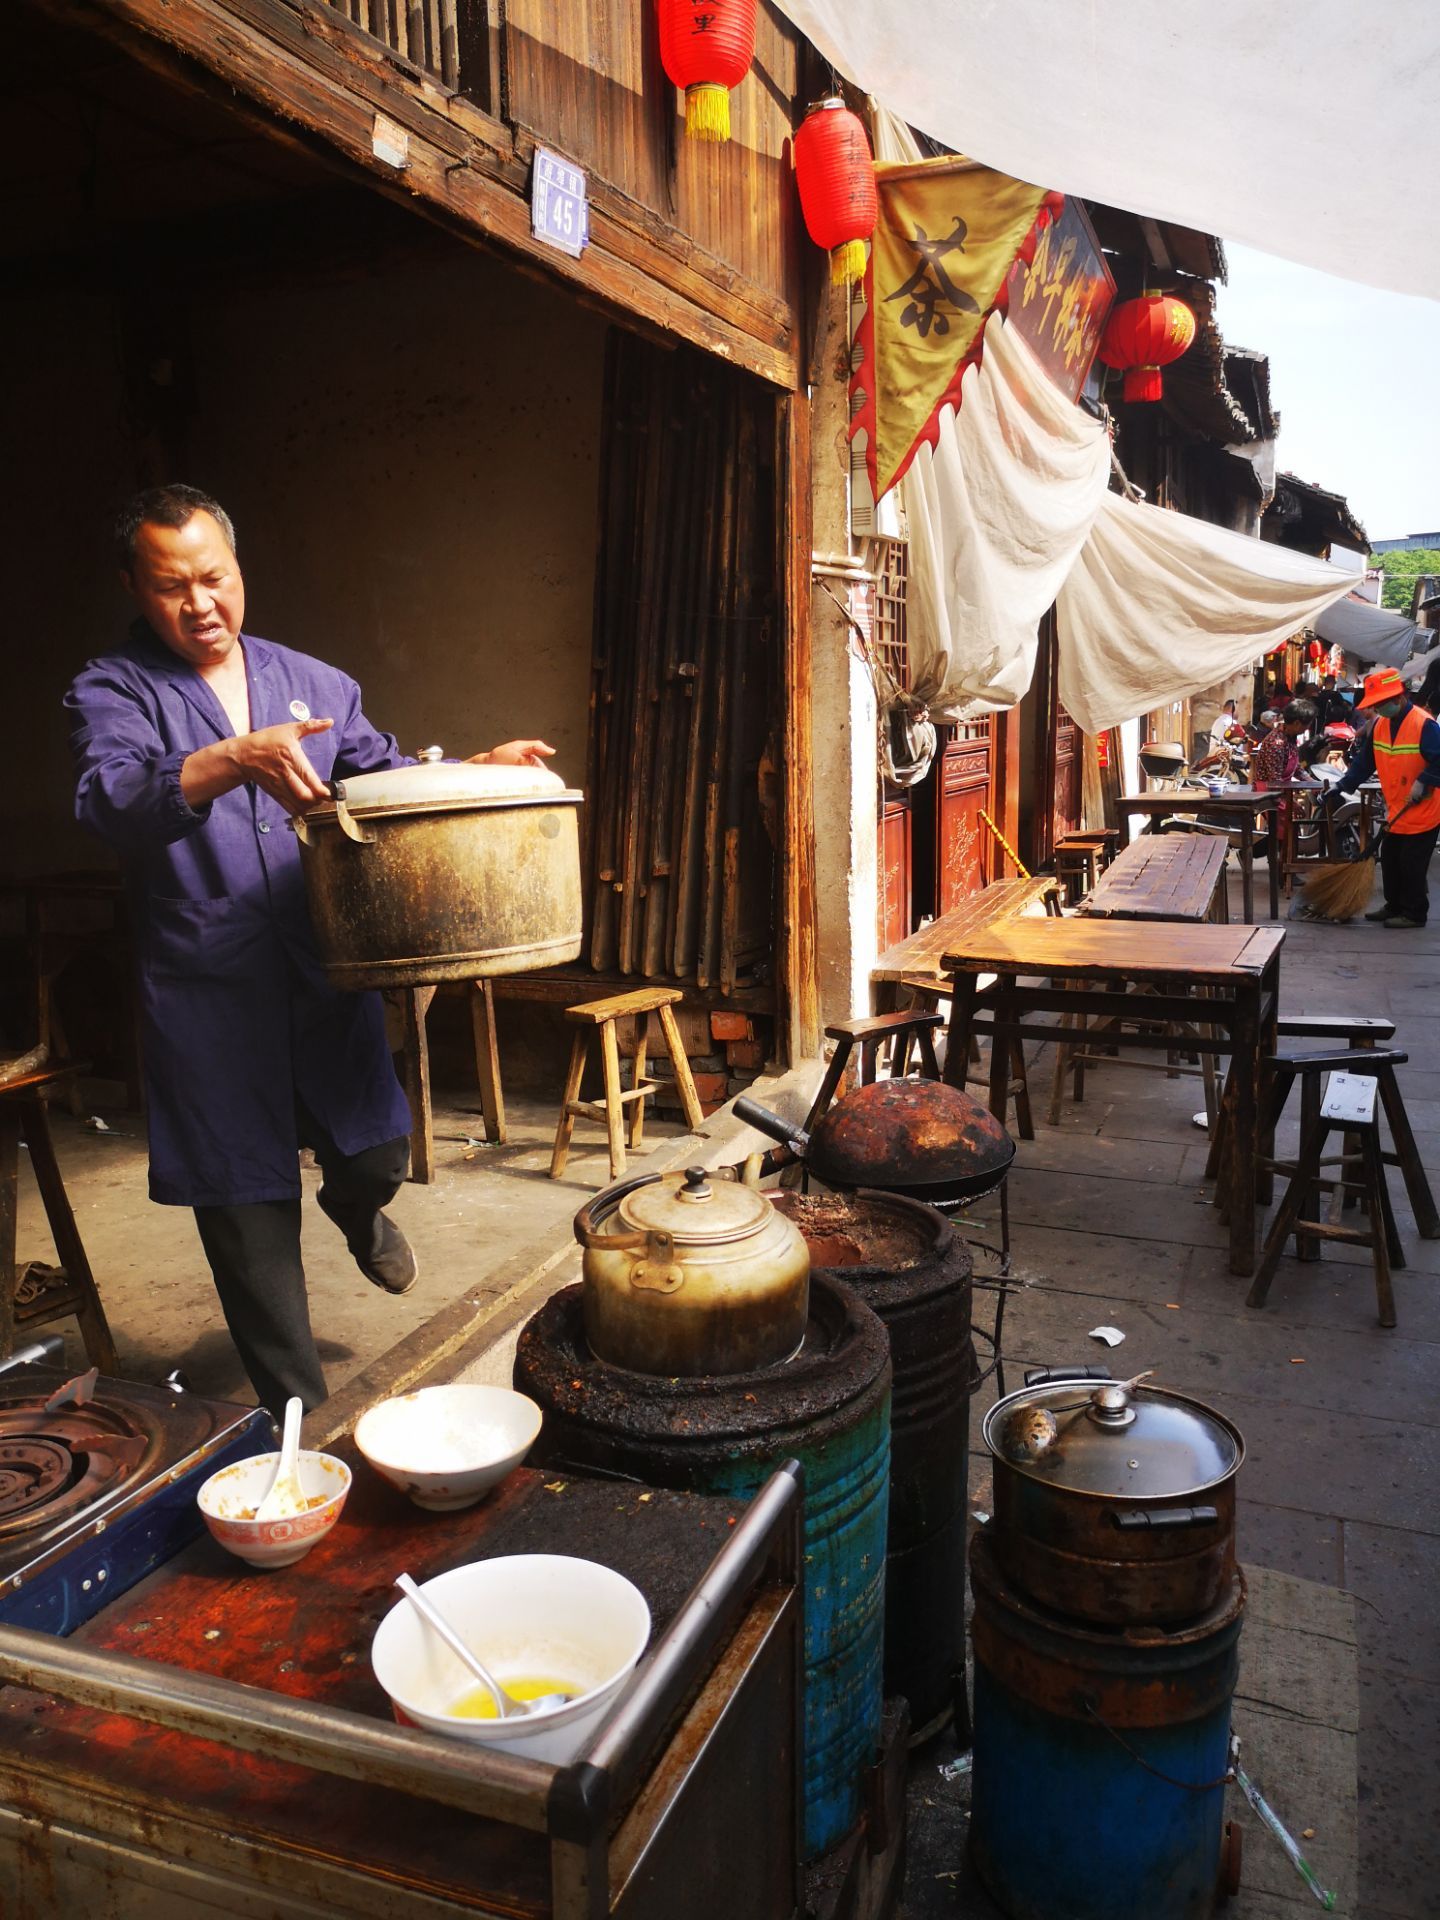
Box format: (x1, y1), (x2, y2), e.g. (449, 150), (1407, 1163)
(181, 717), (334, 811)
(468, 739), (557, 768)
(233, 718), (335, 811)
(1410, 778), (1431, 808)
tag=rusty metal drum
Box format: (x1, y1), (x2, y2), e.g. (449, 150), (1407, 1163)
(968, 1528), (1245, 1920)
(292, 756), (583, 990)
(770, 1189), (974, 1739)
(514, 1277), (891, 1862)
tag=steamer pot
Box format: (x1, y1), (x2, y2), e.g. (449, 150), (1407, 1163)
(575, 1166), (810, 1377)
(982, 1369), (1244, 1627)
(292, 752), (583, 990)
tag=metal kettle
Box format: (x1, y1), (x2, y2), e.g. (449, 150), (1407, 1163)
(573, 1166), (810, 1377)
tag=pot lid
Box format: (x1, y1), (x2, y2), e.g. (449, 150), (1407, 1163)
(617, 1168), (776, 1246)
(315, 753), (573, 815)
(813, 1079), (1014, 1189)
(984, 1377), (1242, 1498)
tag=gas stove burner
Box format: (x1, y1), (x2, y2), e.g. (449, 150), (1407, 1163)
(0, 1407), (152, 1538)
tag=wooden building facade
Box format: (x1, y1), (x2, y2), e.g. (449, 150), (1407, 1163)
(3, 0), (823, 1073)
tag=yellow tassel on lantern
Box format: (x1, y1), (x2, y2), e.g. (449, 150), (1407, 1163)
(830, 238), (868, 286)
(685, 83), (732, 143)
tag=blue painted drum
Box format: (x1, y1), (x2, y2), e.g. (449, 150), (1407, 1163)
(514, 1276), (892, 1860)
(969, 1530), (1245, 1920)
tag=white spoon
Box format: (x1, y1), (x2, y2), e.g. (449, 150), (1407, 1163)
(254, 1396), (307, 1522)
(394, 1573), (570, 1719)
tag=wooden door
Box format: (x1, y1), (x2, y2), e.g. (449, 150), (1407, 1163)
(878, 797), (912, 952)
(1053, 705), (1083, 847)
(936, 721), (993, 912)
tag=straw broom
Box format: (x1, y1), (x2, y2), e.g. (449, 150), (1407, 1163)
(1299, 800), (1415, 921)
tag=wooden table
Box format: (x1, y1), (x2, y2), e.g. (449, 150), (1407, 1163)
(871, 877), (1061, 1011)
(1120, 790), (1283, 923)
(940, 919), (1285, 1276)
(1081, 833), (1229, 923)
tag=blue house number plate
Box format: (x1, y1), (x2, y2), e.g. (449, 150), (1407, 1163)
(532, 149), (589, 260)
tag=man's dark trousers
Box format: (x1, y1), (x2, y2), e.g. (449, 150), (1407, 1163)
(194, 1101), (409, 1417)
(1380, 824), (1440, 924)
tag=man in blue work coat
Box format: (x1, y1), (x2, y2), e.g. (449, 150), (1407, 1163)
(66, 484), (552, 1418)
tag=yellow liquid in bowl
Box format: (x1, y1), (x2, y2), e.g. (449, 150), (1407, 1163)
(446, 1677), (574, 1720)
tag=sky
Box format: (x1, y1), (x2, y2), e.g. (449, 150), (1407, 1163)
(1214, 243), (1440, 550)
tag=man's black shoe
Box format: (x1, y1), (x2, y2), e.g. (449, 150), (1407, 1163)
(1364, 906), (1391, 921)
(319, 1193), (419, 1294)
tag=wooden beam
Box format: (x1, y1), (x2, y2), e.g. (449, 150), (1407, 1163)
(50, 0), (800, 389)
(778, 387), (820, 1064)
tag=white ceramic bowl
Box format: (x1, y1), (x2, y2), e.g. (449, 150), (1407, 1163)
(197, 1450), (351, 1569)
(354, 1384), (542, 1511)
(371, 1554), (651, 1764)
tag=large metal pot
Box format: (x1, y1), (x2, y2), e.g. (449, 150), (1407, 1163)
(292, 753), (583, 990)
(734, 1080), (1015, 1211)
(574, 1166), (810, 1377)
(982, 1368), (1244, 1628)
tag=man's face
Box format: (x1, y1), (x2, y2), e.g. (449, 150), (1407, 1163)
(1372, 695), (1407, 723)
(123, 511), (245, 670)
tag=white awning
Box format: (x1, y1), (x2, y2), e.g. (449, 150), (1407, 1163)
(1314, 595), (1428, 669)
(1055, 495), (1356, 735)
(774, 1), (1438, 300)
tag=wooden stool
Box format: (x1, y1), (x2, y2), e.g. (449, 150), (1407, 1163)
(1207, 1016), (1403, 1206)
(1247, 1056), (1413, 1325)
(550, 987), (705, 1181)
(0, 1063), (118, 1372)
(1048, 983), (1219, 1130)
(1054, 830), (1119, 905)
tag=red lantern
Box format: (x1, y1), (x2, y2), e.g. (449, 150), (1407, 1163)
(1098, 293), (1196, 403)
(657, 0), (756, 144)
(793, 97), (877, 287)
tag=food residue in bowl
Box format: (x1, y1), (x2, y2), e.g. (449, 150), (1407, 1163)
(232, 1494), (333, 1521)
(446, 1676), (576, 1720)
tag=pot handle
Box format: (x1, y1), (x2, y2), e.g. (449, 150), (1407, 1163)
(329, 781), (375, 846)
(732, 1097), (810, 1155)
(1024, 1366), (1114, 1386)
(573, 1172), (664, 1252)
(1111, 1505), (1220, 1532)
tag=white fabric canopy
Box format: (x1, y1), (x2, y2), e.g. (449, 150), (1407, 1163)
(1055, 495), (1357, 735)
(1314, 594), (1427, 669)
(901, 316), (1111, 714)
(774, 1), (1439, 301)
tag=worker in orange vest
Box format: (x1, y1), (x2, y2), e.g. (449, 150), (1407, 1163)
(1332, 665), (1440, 927)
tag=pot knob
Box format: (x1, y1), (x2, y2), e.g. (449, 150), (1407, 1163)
(1089, 1382), (1139, 1430)
(676, 1167), (713, 1204)
(418, 745), (445, 762)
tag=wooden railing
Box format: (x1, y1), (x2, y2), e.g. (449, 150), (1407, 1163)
(322, 0), (460, 89)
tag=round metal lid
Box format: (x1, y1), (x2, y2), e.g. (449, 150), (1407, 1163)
(315, 756), (573, 815)
(618, 1168), (775, 1246)
(984, 1379), (1243, 1498)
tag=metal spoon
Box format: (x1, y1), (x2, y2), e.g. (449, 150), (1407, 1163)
(254, 1396), (307, 1522)
(394, 1573), (570, 1719)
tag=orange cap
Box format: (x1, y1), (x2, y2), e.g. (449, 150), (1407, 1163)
(1355, 666), (1406, 711)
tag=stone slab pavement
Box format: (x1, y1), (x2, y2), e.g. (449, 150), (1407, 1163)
(901, 873), (1437, 1920)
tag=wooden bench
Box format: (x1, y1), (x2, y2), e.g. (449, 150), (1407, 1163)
(550, 986), (705, 1182)
(868, 879), (1061, 1140)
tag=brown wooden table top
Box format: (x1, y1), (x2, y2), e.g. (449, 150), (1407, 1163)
(873, 877), (1058, 983)
(941, 917), (1285, 984)
(1120, 788), (1282, 815)
(1081, 833), (1228, 923)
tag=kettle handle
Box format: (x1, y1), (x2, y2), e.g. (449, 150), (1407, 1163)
(573, 1172), (663, 1252)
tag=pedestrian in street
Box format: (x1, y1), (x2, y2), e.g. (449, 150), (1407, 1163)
(66, 484), (554, 1416)
(1330, 666), (1440, 928)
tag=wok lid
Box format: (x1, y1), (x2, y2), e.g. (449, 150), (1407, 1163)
(810, 1079), (1014, 1190)
(984, 1377), (1243, 1499)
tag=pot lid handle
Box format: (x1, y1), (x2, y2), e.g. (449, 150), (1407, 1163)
(1086, 1370), (1155, 1431)
(676, 1167), (713, 1204)
(418, 745), (444, 762)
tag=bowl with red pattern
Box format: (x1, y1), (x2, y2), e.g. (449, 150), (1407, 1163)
(197, 1449), (352, 1568)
